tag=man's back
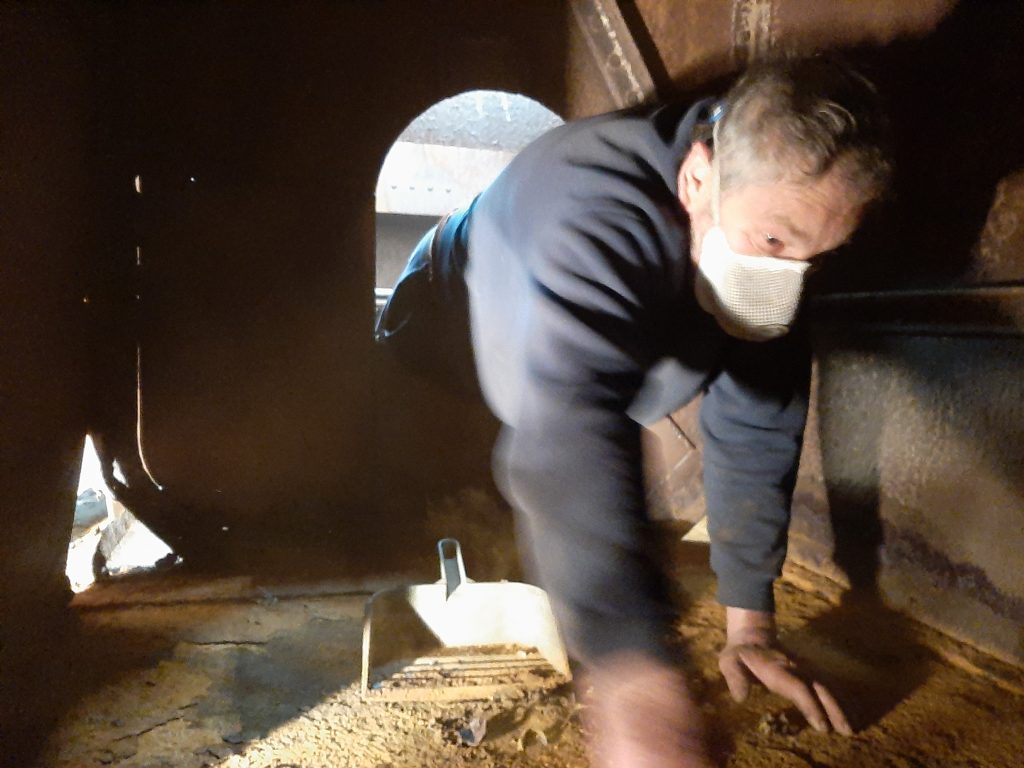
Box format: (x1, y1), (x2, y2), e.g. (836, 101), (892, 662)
(465, 100), (716, 427)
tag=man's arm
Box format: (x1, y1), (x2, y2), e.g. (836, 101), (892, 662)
(699, 332), (811, 614)
(721, 605), (852, 735)
(495, 213), (673, 665)
(492, 214), (713, 767)
(700, 334), (852, 734)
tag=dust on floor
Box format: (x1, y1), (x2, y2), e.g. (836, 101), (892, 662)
(27, 555), (1024, 768)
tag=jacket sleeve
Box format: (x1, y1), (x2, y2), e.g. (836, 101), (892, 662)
(699, 332), (812, 613)
(494, 213), (676, 667)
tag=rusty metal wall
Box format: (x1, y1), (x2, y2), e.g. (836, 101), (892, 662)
(790, 333), (1024, 665)
(0, 2), (100, 747)
(795, 2), (1024, 665)
(1, 3), (605, 757)
(631, 0), (956, 92)
(0, 0), (628, 620)
(70, 1), (588, 567)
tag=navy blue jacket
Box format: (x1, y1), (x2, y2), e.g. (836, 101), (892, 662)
(457, 100), (811, 664)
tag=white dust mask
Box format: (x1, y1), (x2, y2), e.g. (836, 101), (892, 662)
(694, 227), (811, 341)
(694, 147), (811, 341)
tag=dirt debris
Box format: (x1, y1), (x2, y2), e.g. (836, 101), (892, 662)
(27, 555), (1024, 768)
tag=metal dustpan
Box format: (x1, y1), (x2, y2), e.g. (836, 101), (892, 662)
(361, 538), (571, 700)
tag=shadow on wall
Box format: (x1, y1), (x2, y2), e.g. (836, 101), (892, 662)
(820, 0), (1024, 292)
(785, 330), (1024, 727)
(811, 0), (1024, 593)
(815, 332), (1024, 643)
(739, 0), (1024, 725)
(790, 0), (1024, 700)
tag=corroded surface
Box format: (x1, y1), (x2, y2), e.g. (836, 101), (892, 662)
(633, 0), (954, 93)
(973, 168), (1024, 283)
(791, 333), (1024, 665)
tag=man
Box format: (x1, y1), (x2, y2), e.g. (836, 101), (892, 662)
(377, 56), (891, 766)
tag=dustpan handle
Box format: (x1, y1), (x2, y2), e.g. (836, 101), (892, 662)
(437, 538), (467, 599)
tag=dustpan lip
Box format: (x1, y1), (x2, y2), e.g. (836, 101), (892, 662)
(363, 578), (548, 607)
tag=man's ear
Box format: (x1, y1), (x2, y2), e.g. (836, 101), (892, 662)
(677, 141), (713, 215)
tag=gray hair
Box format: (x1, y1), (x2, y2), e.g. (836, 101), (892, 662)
(712, 56), (892, 206)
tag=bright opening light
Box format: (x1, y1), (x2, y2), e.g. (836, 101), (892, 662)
(65, 435), (178, 593)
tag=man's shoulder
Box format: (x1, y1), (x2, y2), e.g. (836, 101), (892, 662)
(483, 106), (690, 223)
(519, 101), (687, 170)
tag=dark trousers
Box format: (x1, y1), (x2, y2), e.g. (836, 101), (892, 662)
(374, 209), (479, 395)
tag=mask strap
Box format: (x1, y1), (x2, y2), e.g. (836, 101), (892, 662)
(710, 118), (723, 226)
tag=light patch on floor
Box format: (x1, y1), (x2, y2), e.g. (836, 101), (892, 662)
(31, 551), (1024, 768)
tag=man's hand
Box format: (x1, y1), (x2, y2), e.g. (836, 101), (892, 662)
(719, 607), (852, 736)
(583, 650), (714, 768)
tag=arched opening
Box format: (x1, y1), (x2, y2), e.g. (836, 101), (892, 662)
(374, 90), (563, 317)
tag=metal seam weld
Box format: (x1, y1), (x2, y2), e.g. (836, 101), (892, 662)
(570, 0), (656, 108)
(732, 0), (776, 66)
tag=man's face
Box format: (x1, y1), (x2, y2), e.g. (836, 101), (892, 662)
(716, 170), (863, 263)
(679, 142), (865, 265)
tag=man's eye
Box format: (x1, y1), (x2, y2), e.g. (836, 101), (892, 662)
(760, 234), (785, 254)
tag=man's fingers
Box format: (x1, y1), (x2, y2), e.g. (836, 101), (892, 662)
(737, 646), (829, 733)
(718, 649), (752, 703)
(812, 681), (853, 736)
(724, 642), (853, 736)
